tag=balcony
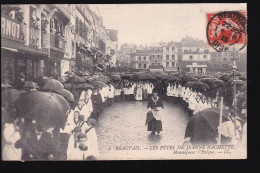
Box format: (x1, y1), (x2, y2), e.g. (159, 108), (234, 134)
(29, 27), (40, 47)
(41, 32), (50, 49)
(50, 34), (66, 52)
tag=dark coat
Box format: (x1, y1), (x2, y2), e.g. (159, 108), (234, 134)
(23, 131), (54, 160)
(91, 93), (103, 113)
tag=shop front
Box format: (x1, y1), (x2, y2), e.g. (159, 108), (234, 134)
(186, 63), (207, 74)
(47, 49), (64, 78)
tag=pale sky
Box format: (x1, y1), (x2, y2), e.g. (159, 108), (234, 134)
(98, 3), (246, 46)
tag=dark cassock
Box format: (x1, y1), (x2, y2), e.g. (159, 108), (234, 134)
(91, 92), (103, 120)
(146, 93), (164, 135)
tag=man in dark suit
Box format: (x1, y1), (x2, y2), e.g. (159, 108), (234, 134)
(22, 123), (55, 160)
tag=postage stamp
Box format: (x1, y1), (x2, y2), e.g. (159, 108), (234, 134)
(206, 11), (247, 52)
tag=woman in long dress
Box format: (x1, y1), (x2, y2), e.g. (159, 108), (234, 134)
(146, 92), (164, 135)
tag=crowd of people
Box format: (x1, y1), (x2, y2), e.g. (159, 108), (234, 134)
(1, 72), (247, 160)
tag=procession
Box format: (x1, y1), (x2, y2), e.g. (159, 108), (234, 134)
(1, 4), (247, 160)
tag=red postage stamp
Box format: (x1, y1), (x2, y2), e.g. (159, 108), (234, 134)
(206, 11), (247, 52)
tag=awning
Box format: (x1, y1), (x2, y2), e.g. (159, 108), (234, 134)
(2, 47), (18, 52)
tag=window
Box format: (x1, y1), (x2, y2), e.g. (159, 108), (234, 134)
(190, 55), (193, 60)
(166, 62), (169, 67)
(223, 58), (227, 61)
(157, 55), (160, 59)
(158, 63), (160, 65)
(172, 55), (175, 60)
(166, 47), (169, 51)
(139, 64), (141, 68)
(223, 64), (229, 68)
(144, 64), (146, 68)
(172, 62), (175, 67)
(144, 56), (146, 61)
(166, 55), (169, 60)
(204, 55), (207, 59)
(139, 56), (141, 61)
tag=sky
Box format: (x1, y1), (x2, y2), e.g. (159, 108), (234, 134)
(97, 3), (246, 46)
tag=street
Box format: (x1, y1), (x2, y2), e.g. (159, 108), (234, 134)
(96, 99), (189, 160)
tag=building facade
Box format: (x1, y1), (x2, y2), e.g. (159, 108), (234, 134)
(209, 51), (240, 72)
(181, 47), (210, 74)
(1, 4), (117, 83)
(161, 43), (179, 72)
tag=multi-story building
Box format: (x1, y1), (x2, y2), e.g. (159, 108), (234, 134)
(129, 47), (163, 72)
(1, 4), (73, 81)
(1, 4), (118, 81)
(181, 47), (210, 74)
(130, 49), (150, 71)
(209, 51), (240, 72)
(161, 43), (179, 72)
(106, 29), (118, 67)
(118, 43), (137, 66)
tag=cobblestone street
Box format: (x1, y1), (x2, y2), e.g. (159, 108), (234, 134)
(96, 99), (189, 160)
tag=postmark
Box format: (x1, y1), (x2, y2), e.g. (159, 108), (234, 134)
(206, 11), (247, 52)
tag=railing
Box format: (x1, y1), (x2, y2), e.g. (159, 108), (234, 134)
(41, 32), (50, 49)
(29, 27), (40, 47)
(50, 33), (66, 52)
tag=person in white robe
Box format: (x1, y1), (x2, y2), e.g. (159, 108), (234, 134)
(135, 84), (143, 101)
(75, 91), (93, 121)
(107, 83), (115, 106)
(84, 118), (99, 157)
(217, 111), (242, 145)
(68, 133), (95, 160)
(2, 117), (24, 161)
(167, 83), (171, 97)
(67, 126), (82, 160)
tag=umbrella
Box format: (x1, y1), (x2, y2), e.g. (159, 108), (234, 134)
(73, 76), (86, 84)
(14, 91), (70, 129)
(64, 71), (75, 76)
(211, 79), (226, 89)
(112, 75), (121, 81)
(230, 71), (242, 77)
(184, 107), (230, 145)
(218, 74), (232, 82)
(76, 83), (94, 90)
(64, 83), (72, 89)
(37, 77), (51, 89)
(240, 84), (247, 92)
(239, 75), (247, 81)
(55, 88), (75, 103)
(23, 81), (39, 89)
(92, 81), (106, 88)
(167, 76), (180, 82)
(232, 79), (245, 85)
(2, 88), (26, 104)
(42, 79), (64, 91)
(82, 71), (90, 76)
(1, 82), (12, 88)
(58, 76), (68, 83)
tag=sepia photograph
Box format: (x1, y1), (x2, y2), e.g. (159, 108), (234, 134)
(1, 3), (247, 160)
